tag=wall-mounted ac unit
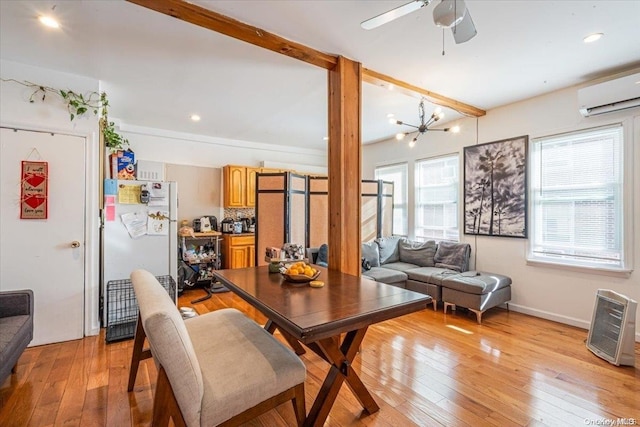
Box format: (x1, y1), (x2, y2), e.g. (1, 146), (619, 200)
(578, 72), (640, 117)
(586, 289), (637, 367)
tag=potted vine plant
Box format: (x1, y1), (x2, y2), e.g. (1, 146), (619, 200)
(99, 92), (129, 152)
(1, 79), (129, 152)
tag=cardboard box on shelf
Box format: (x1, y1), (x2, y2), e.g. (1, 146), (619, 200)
(110, 149), (136, 180)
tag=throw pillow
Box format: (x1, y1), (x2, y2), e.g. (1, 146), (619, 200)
(317, 243), (328, 267)
(398, 239), (436, 267)
(361, 241), (380, 267)
(375, 235), (402, 265)
(433, 241), (471, 272)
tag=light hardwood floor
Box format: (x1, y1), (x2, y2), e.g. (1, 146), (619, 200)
(1, 288), (638, 426)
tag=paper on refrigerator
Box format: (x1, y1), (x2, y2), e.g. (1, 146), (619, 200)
(148, 182), (169, 206)
(147, 209), (169, 235)
(121, 211), (147, 238)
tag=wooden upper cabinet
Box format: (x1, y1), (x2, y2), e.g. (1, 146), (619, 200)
(224, 165), (246, 208)
(224, 165), (274, 208)
(259, 167), (284, 173)
(246, 167), (259, 208)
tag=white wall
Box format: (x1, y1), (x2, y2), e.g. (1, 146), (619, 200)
(118, 123), (326, 170)
(0, 59), (101, 337)
(363, 79), (640, 341)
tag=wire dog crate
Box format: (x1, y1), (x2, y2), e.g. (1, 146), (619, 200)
(105, 275), (176, 343)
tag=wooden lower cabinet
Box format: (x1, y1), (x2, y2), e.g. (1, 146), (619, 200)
(223, 234), (255, 269)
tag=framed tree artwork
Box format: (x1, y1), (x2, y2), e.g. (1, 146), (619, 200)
(464, 135), (528, 238)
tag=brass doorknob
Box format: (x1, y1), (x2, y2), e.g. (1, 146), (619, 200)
(71, 241), (81, 248)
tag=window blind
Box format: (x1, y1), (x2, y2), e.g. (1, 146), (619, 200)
(414, 154), (459, 241)
(530, 124), (624, 268)
(375, 163), (408, 236)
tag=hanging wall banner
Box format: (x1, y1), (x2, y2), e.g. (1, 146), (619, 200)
(21, 160), (48, 219)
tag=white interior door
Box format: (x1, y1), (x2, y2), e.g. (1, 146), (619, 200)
(0, 127), (86, 346)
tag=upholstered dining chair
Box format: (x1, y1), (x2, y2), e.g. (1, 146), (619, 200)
(128, 269), (306, 426)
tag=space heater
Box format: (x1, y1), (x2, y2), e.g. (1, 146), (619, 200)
(586, 289), (637, 367)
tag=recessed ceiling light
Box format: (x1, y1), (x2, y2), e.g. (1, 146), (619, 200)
(583, 33), (603, 43)
(38, 15), (60, 29)
(190, 114), (201, 122)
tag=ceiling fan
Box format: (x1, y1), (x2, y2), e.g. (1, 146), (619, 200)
(361, 0), (477, 44)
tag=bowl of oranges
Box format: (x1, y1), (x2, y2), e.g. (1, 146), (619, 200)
(280, 261), (320, 283)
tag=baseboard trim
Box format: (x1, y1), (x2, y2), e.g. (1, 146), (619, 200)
(507, 303), (640, 343)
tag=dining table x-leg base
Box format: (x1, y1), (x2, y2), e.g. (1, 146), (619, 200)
(265, 321), (379, 427)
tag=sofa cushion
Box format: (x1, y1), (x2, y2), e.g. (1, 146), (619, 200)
(376, 236), (403, 264)
(399, 239), (437, 267)
(382, 261), (420, 272)
(0, 314), (31, 357)
(441, 272), (512, 295)
(361, 241), (380, 268)
(433, 241), (471, 272)
(405, 267), (460, 285)
(363, 267), (408, 284)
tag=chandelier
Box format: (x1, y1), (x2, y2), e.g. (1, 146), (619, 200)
(391, 99), (460, 147)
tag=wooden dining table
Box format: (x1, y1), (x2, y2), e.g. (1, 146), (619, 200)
(214, 265), (432, 427)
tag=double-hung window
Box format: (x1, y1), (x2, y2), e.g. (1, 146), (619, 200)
(375, 163), (408, 236)
(528, 124), (628, 272)
(414, 154), (460, 241)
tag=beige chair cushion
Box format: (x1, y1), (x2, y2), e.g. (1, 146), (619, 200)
(131, 269), (204, 427)
(186, 309), (306, 426)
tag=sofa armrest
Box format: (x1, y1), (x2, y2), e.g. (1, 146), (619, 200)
(0, 289), (33, 318)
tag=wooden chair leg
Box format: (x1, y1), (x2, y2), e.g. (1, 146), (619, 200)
(128, 314), (152, 391)
(292, 383), (306, 427)
(154, 366), (187, 427)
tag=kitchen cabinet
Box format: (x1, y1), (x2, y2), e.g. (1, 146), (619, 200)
(222, 234), (255, 269)
(246, 167), (258, 207)
(223, 165), (262, 208)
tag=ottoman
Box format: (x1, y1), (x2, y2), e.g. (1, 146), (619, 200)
(441, 272), (512, 323)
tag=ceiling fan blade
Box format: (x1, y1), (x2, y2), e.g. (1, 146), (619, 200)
(361, 0), (430, 30)
(452, 10), (476, 44)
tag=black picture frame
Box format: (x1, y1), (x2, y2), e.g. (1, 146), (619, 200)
(464, 135), (528, 238)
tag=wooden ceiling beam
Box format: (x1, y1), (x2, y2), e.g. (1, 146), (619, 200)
(126, 0), (485, 118)
(126, 0), (339, 70)
(363, 68), (486, 117)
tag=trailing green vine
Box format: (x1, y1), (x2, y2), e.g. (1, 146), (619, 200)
(1, 78), (129, 151)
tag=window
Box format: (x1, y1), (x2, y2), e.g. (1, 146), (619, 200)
(529, 124), (628, 271)
(375, 163), (408, 236)
(414, 154), (459, 241)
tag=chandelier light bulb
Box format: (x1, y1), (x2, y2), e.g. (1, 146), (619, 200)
(450, 125), (461, 133)
(434, 106), (442, 115)
(389, 118), (397, 124)
(396, 132), (405, 140)
(409, 139), (417, 148)
(438, 112), (445, 120)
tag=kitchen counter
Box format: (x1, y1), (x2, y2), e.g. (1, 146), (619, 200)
(222, 234), (255, 269)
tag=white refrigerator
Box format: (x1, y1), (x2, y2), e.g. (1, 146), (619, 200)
(101, 180), (178, 325)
